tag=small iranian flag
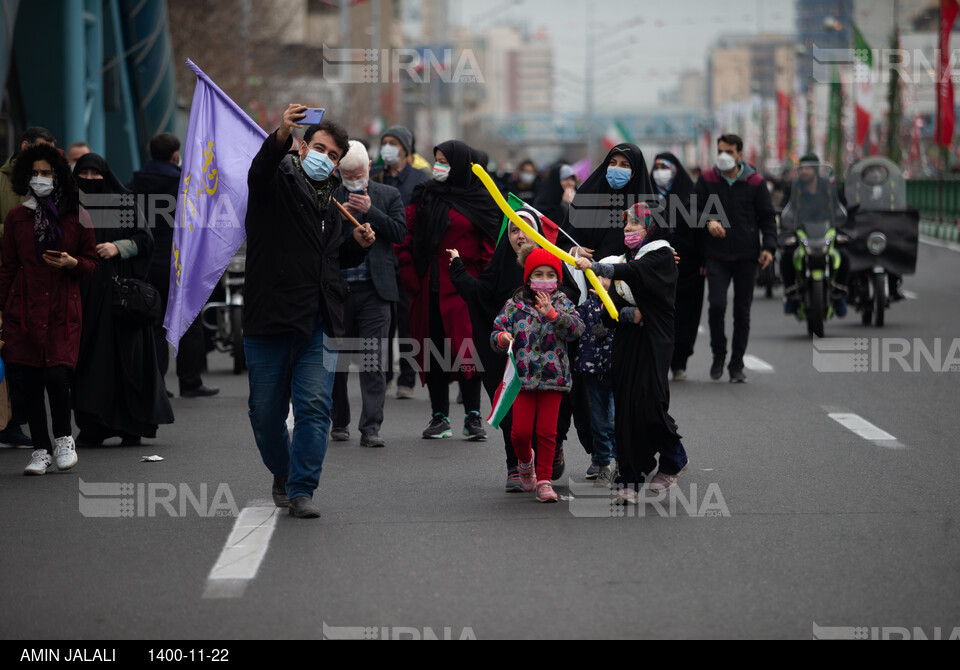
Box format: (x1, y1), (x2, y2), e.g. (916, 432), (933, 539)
(854, 25), (873, 148)
(602, 120), (632, 151)
(486, 341), (521, 429)
(497, 193), (561, 246)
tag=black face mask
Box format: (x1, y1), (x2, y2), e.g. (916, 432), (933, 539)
(77, 177), (105, 194)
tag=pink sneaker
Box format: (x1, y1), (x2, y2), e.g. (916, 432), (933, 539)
(517, 460), (536, 492)
(614, 486), (638, 505)
(648, 462), (689, 495)
(535, 480), (558, 503)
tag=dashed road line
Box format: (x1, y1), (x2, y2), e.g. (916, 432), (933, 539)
(203, 501), (280, 599)
(743, 355), (775, 373)
(826, 410), (905, 449)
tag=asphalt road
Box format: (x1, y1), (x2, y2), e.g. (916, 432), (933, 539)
(2, 239), (959, 640)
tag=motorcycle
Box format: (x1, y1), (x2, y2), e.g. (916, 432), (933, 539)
(201, 244), (246, 374)
(842, 157), (919, 327)
(779, 163), (848, 338)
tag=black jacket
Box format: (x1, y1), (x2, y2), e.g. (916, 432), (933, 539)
(243, 131), (368, 338)
(695, 163), (777, 261)
(333, 179), (407, 302)
(128, 160), (180, 269)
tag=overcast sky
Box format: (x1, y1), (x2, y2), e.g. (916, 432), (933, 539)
(453, 0), (797, 113)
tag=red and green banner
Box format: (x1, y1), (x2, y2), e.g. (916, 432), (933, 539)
(854, 25), (873, 148)
(936, 0), (959, 146)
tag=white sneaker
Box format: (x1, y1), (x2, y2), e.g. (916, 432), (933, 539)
(396, 385), (415, 399)
(24, 449), (53, 475)
(53, 436), (78, 471)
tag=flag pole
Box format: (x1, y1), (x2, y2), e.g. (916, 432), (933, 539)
(937, 6), (944, 224)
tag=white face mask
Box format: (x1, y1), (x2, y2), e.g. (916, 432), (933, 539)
(380, 144), (401, 165)
(652, 169), (673, 187)
(342, 177), (368, 192)
(30, 176), (54, 198)
(717, 152), (738, 172)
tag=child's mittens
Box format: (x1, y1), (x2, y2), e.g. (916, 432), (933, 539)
(592, 323), (610, 339)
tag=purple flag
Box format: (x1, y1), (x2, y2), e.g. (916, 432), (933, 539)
(165, 60), (267, 352)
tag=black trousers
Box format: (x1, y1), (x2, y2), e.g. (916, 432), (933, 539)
(386, 285), (417, 388)
(3, 363), (30, 429)
(672, 259), (706, 371)
(706, 258), (757, 370)
(10, 364), (72, 451)
(425, 291), (481, 417)
(331, 281), (391, 436)
(149, 265), (206, 392)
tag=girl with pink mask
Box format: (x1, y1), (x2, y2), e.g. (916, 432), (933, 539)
(491, 247), (584, 503)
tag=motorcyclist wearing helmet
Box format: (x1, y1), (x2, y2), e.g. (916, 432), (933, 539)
(780, 154), (850, 317)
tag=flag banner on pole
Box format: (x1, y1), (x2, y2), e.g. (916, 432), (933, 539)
(854, 25), (873, 147)
(602, 120), (632, 152)
(165, 60), (268, 353)
(497, 193), (561, 246)
(486, 341), (521, 429)
(936, 0), (959, 146)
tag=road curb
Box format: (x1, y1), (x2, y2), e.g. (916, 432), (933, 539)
(919, 220), (960, 243)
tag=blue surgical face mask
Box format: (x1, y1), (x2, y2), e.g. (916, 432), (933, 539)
(301, 148), (336, 182)
(606, 166), (631, 190)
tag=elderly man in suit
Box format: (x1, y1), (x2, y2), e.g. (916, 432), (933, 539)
(330, 141), (407, 448)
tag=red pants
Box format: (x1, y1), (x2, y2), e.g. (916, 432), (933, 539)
(511, 390), (563, 482)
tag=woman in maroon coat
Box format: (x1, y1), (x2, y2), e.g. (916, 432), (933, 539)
(0, 144), (97, 475)
(396, 140), (498, 440)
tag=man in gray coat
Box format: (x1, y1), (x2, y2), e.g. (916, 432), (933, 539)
(330, 141), (407, 447)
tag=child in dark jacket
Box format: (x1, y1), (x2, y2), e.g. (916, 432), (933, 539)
(575, 256), (620, 485)
(492, 247), (584, 502)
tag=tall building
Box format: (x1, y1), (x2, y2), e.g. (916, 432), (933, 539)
(795, 0), (854, 93)
(708, 34), (799, 110)
(476, 25), (553, 117)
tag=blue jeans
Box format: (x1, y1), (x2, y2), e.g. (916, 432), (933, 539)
(244, 314), (338, 500)
(584, 374), (616, 466)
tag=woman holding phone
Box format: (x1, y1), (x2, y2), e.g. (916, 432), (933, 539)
(72, 153), (173, 446)
(0, 143), (98, 475)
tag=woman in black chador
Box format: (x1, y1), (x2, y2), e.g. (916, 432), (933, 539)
(72, 153), (173, 445)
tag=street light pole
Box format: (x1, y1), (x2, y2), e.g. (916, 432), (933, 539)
(585, 9), (595, 165)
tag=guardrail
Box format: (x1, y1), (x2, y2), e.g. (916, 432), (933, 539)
(906, 180), (960, 221)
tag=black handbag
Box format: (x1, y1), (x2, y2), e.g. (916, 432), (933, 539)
(112, 275), (163, 325)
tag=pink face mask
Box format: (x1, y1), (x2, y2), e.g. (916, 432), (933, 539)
(530, 280), (558, 293)
(624, 231), (646, 249)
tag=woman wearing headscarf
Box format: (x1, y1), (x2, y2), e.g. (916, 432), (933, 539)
(651, 152), (704, 381)
(448, 207), (580, 490)
(0, 144), (98, 475)
(563, 143), (654, 261)
(72, 153), (173, 446)
(396, 140), (499, 441)
(533, 163), (578, 226)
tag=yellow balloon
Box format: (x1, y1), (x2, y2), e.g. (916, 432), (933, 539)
(470, 163), (619, 321)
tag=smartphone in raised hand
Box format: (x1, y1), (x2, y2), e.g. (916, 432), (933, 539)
(300, 108), (325, 125)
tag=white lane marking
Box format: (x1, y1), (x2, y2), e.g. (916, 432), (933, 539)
(742, 355), (775, 373)
(919, 237), (960, 254)
(828, 412), (901, 446)
(902, 289), (918, 300)
(203, 501), (280, 599)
